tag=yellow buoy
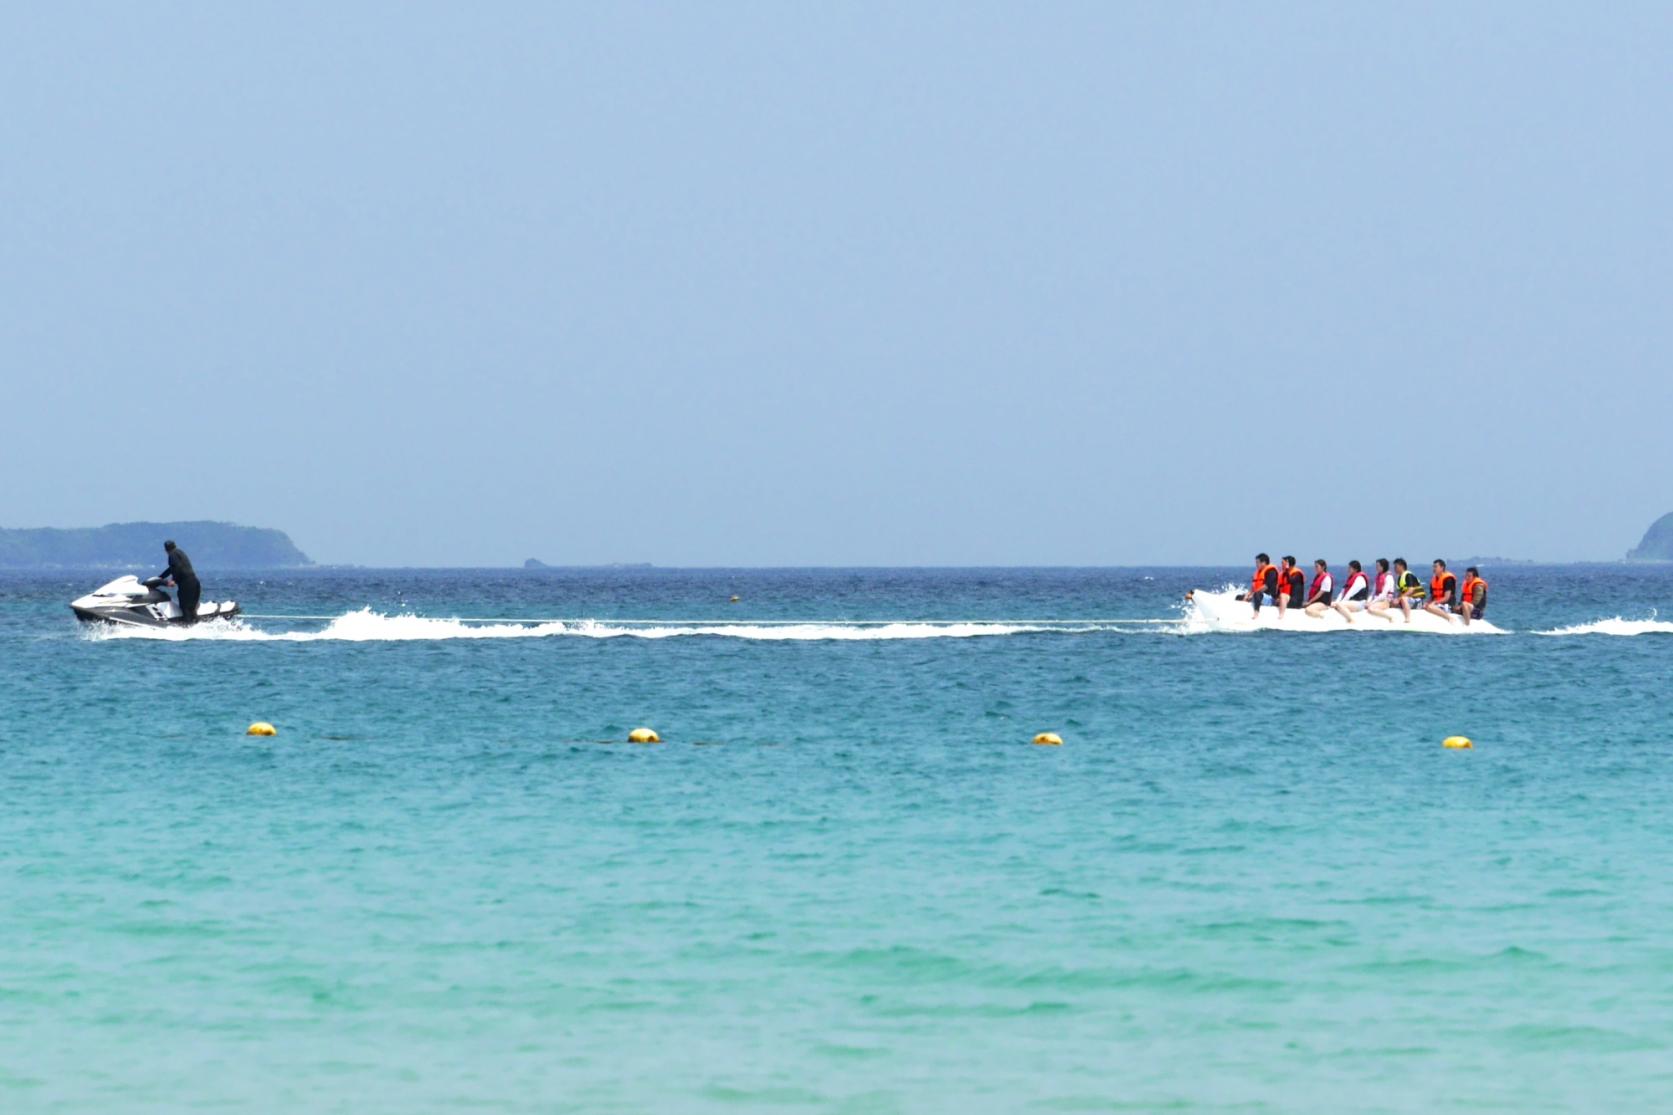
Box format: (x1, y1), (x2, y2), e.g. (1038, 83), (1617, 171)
(1033, 732), (1063, 746)
(628, 727), (661, 744)
(247, 722), (277, 737)
(1443, 735), (1473, 750)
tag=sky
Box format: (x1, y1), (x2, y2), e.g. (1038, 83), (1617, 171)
(3, 3), (1670, 566)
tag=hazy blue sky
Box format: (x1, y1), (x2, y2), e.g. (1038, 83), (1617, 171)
(4, 3), (1669, 566)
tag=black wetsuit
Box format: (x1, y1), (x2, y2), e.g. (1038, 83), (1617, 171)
(159, 547), (201, 623)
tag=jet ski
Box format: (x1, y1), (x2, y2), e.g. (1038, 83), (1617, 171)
(70, 575), (239, 628)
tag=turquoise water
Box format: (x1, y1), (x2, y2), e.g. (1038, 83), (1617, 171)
(4, 566), (1673, 1112)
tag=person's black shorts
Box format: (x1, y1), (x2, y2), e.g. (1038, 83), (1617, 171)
(177, 576), (201, 623)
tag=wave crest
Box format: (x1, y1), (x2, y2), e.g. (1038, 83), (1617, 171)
(1535, 617), (1673, 637)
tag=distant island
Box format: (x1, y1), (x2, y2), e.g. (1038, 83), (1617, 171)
(523, 558), (653, 570)
(1455, 556), (1536, 567)
(1626, 512), (1673, 561)
(0, 521), (312, 569)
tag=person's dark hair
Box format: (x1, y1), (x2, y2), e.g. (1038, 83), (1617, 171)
(1349, 560), (1362, 572)
(1434, 559), (1447, 570)
(1282, 555), (1296, 566)
(1466, 566), (1479, 576)
(163, 540), (176, 551)
(1376, 558), (1389, 572)
(1314, 559), (1327, 570)
(1394, 557), (1407, 569)
(1256, 553), (1270, 564)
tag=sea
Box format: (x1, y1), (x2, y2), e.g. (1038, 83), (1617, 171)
(3, 564), (1671, 1113)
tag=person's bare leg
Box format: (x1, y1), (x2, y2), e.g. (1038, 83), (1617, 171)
(1368, 601), (1395, 624)
(1333, 602), (1354, 624)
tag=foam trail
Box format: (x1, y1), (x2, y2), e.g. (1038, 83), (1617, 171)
(1535, 617), (1673, 637)
(84, 609), (1125, 643)
(1178, 586), (1506, 635)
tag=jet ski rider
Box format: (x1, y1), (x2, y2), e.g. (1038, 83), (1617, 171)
(157, 540), (201, 624)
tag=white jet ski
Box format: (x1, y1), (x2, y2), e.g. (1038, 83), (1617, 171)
(70, 575), (239, 628)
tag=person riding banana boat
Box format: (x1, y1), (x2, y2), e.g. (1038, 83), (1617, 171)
(1392, 558), (1425, 623)
(1237, 554), (1282, 617)
(1424, 560), (1459, 623)
(1302, 559), (1334, 618)
(1456, 566), (1489, 625)
(1217, 554), (1491, 628)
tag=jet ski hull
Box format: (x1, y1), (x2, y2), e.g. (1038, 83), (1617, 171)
(71, 602), (240, 628)
(69, 575), (239, 629)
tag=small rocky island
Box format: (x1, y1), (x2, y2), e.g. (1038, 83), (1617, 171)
(0, 520), (312, 569)
(1626, 512), (1673, 561)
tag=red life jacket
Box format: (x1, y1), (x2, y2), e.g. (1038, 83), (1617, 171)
(1374, 570), (1392, 597)
(1342, 571), (1368, 600)
(1310, 571), (1330, 600)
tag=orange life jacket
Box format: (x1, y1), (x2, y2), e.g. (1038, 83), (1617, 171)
(1462, 575), (1487, 604)
(1431, 572), (1457, 601)
(1251, 563), (1277, 596)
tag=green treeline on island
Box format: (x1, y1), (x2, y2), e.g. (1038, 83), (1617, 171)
(0, 521), (312, 569)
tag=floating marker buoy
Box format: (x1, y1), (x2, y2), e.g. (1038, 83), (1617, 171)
(1443, 735), (1473, 750)
(628, 727), (661, 744)
(247, 722), (277, 737)
(1033, 732), (1063, 746)
(729, 595), (741, 603)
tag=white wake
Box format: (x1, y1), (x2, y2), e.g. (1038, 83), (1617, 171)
(1535, 616), (1673, 637)
(85, 610), (1127, 643)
